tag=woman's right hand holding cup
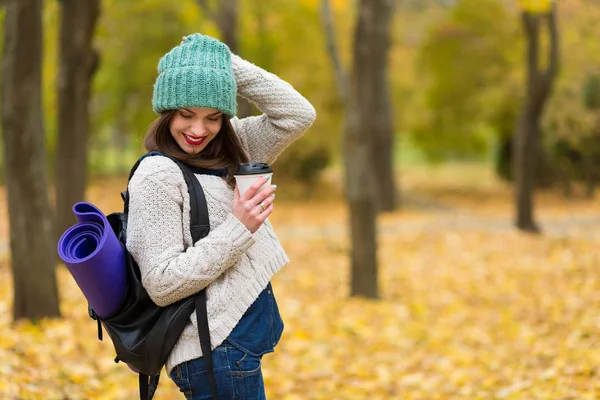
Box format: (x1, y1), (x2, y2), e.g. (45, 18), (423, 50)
(232, 177), (276, 234)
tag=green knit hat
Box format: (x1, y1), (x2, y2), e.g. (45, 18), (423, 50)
(152, 34), (237, 116)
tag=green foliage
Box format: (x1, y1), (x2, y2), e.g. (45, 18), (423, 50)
(543, 0), (600, 148)
(239, 0), (340, 175)
(4, 0), (600, 187)
(85, 0), (337, 180)
(274, 135), (331, 184)
(583, 74), (600, 110)
(91, 0), (207, 171)
(413, 0), (521, 161)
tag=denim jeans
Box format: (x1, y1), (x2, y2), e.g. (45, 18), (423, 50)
(169, 341), (266, 400)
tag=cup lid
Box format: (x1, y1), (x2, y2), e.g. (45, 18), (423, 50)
(234, 162), (273, 175)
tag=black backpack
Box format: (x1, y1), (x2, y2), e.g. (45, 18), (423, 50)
(88, 152), (219, 400)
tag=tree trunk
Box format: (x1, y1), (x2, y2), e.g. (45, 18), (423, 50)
(1, 0), (61, 320)
(345, 100), (379, 298)
(321, 0), (393, 297)
(513, 7), (558, 233)
(346, 0), (398, 299)
(322, 0), (396, 213)
(497, 134), (556, 188)
(369, 0), (396, 212)
(514, 114), (540, 231)
(320, 0), (349, 103)
(215, 0), (238, 54)
(55, 0), (100, 240)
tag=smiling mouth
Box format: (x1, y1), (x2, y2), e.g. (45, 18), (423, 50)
(183, 134), (207, 146)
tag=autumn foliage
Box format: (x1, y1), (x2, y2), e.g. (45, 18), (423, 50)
(1, 165), (599, 399)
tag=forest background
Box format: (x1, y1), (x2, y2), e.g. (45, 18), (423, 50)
(1, 0), (600, 399)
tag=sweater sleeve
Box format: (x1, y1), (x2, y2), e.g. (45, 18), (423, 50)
(229, 54), (317, 164)
(125, 157), (255, 307)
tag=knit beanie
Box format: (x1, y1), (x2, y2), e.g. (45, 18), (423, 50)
(152, 34), (237, 117)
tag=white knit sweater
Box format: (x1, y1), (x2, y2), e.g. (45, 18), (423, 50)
(126, 54), (316, 373)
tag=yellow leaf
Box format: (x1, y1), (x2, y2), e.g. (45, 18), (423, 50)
(519, 0), (554, 13)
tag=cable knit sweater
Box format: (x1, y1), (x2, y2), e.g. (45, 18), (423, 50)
(126, 54), (316, 373)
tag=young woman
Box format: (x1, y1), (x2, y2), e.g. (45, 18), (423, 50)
(126, 33), (316, 399)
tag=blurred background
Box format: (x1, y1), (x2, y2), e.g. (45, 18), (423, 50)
(1, 0), (600, 399)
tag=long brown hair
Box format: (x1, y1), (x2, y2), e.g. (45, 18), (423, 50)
(144, 110), (249, 187)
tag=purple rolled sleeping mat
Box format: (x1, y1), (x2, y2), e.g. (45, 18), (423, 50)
(57, 202), (126, 319)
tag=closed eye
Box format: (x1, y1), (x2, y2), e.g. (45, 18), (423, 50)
(207, 113), (223, 122)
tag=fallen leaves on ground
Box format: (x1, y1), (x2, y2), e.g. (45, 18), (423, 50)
(1, 170), (600, 399)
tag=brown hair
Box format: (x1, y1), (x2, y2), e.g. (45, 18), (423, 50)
(143, 110), (249, 187)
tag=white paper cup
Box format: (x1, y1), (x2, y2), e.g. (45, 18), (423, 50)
(235, 173), (273, 197)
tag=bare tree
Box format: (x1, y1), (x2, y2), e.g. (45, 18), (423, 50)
(513, 5), (559, 233)
(321, 0), (397, 213)
(1, 0), (60, 320)
(321, 0), (349, 103)
(196, 0), (253, 117)
(196, 0), (238, 52)
(55, 0), (101, 240)
(321, 0), (395, 298)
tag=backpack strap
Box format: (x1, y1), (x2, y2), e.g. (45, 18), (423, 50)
(196, 291), (218, 400)
(126, 152), (218, 399)
(161, 155), (210, 242)
(123, 152), (210, 241)
(167, 158), (217, 398)
(171, 160), (218, 398)
(139, 373), (159, 400)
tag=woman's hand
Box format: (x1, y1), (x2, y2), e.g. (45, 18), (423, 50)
(232, 177), (276, 234)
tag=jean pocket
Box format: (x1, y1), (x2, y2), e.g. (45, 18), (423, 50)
(227, 346), (262, 377)
(169, 364), (193, 400)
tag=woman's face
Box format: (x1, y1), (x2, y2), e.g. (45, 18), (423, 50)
(170, 107), (224, 155)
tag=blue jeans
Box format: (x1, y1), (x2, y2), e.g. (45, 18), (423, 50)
(169, 341), (266, 400)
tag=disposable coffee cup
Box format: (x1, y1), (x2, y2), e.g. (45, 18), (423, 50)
(234, 162), (273, 196)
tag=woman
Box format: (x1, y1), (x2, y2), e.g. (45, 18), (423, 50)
(126, 33), (316, 399)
